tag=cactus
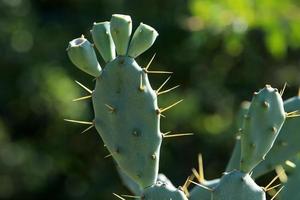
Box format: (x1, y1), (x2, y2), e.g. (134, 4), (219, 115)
(67, 14), (162, 188)
(252, 95), (300, 178)
(67, 14), (190, 200)
(189, 179), (219, 200)
(226, 95), (300, 179)
(226, 101), (250, 172)
(240, 85), (286, 173)
(66, 13), (300, 200)
(190, 85), (287, 200)
(67, 35), (102, 77)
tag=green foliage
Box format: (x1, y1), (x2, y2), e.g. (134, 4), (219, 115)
(189, 0), (300, 57)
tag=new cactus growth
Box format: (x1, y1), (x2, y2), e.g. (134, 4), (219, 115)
(66, 13), (300, 200)
(91, 21), (116, 62)
(110, 14), (132, 55)
(67, 36), (102, 77)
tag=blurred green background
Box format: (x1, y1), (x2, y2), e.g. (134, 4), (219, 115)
(1, 0), (300, 199)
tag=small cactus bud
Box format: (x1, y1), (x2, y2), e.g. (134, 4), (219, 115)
(67, 37), (101, 77)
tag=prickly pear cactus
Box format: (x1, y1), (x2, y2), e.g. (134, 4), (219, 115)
(66, 13), (300, 200)
(226, 101), (250, 172)
(67, 14), (161, 188)
(253, 95), (300, 178)
(240, 85), (286, 173)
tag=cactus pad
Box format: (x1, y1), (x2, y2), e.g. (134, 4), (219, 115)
(67, 14), (161, 188)
(240, 85), (286, 173)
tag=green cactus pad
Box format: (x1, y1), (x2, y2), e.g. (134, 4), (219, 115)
(252, 96), (300, 178)
(110, 14), (132, 56)
(189, 179), (219, 200)
(128, 23), (159, 58)
(226, 101), (250, 172)
(67, 14), (163, 188)
(213, 170), (266, 200)
(67, 36), (101, 77)
(240, 85), (286, 173)
(142, 181), (188, 200)
(91, 21), (116, 62)
(92, 56), (161, 188)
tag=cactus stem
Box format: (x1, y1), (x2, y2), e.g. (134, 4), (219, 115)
(279, 82), (287, 96)
(163, 132), (194, 138)
(144, 53), (156, 71)
(159, 99), (183, 113)
(81, 124), (95, 134)
(157, 85), (180, 96)
(75, 80), (92, 94)
(64, 119), (93, 125)
(270, 186), (284, 200)
(112, 193), (126, 200)
(105, 104), (116, 113)
(72, 95), (92, 101)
